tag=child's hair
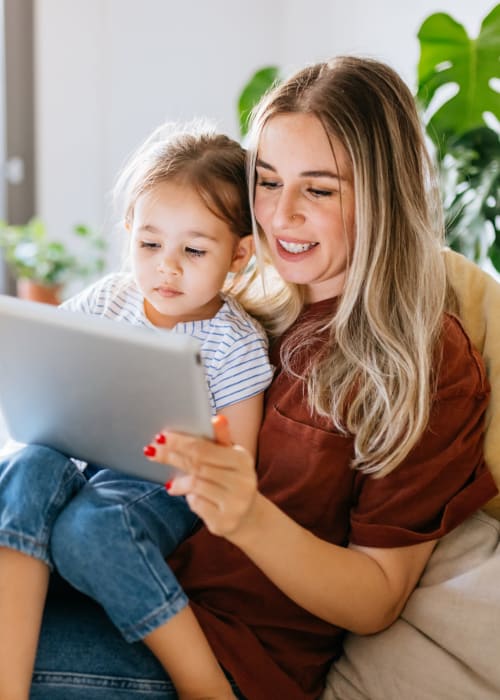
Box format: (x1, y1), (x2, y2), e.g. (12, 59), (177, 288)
(242, 55), (448, 477)
(114, 120), (252, 241)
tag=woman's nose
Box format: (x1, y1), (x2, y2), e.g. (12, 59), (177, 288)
(272, 190), (303, 229)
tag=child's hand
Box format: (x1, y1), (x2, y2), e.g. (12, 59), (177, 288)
(144, 416), (258, 539)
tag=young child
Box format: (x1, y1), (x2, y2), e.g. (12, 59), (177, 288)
(0, 123), (273, 700)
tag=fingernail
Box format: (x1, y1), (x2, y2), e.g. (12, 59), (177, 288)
(155, 433), (166, 445)
(143, 445), (156, 457)
(165, 480), (172, 491)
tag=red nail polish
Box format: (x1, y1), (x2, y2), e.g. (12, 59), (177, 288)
(155, 433), (166, 445)
(165, 480), (172, 491)
(143, 445), (156, 457)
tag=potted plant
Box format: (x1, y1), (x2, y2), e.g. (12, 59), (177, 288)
(0, 217), (107, 304)
(235, 3), (500, 274)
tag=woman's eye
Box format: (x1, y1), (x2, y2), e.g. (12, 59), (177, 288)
(256, 178), (281, 190)
(308, 188), (333, 197)
(140, 241), (160, 249)
(185, 247), (206, 258)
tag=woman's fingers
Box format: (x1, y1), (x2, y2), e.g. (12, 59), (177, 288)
(142, 419), (258, 537)
(169, 471), (257, 537)
(147, 431), (243, 475)
(212, 414), (232, 446)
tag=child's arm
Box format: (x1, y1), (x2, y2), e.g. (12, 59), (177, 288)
(218, 393), (263, 457)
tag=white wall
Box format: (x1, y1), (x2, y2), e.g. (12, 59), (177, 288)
(34, 0), (498, 285)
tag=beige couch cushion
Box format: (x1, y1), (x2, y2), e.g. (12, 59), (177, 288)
(444, 250), (500, 518)
(323, 511), (500, 700)
(320, 252), (500, 699)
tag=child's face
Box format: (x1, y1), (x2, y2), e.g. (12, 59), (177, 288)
(130, 181), (251, 328)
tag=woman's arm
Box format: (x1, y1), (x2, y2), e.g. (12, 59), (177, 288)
(148, 418), (435, 635)
(230, 491), (436, 634)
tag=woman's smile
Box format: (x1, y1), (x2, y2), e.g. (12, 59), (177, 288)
(277, 238), (319, 255)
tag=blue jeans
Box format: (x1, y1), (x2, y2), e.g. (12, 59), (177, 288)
(51, 466), (199, 641)
(0, 444), (245, 698)
(32, 575), (245, 699)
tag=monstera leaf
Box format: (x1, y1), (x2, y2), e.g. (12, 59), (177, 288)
(417, 4), (500, 146)
(417, 5), (500, 273)
(237, 66), (281, 137)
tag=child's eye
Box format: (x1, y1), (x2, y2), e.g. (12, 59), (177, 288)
(140, 241), (161, 249)
(185, 247), (206, 258)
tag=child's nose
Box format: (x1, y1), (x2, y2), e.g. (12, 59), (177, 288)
(158, 254), (181, 274)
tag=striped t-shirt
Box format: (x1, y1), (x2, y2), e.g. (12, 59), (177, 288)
(62, 273), (274, 414)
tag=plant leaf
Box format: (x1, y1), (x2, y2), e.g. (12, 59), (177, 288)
(417, 5), (500, 142)
(237, 66), (281, 137)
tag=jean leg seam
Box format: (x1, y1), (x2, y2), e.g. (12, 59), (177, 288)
(118, 502), (188, 641)
(37, 461), (87, 556)
(31, 670), (174, 691)
(0, 456), (86, 568)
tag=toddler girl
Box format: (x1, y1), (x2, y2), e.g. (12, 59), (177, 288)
(0, 123), (273, 700)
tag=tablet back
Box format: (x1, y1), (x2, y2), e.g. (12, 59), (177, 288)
(0, 294), (213, 483)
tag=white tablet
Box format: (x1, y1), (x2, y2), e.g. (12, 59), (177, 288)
(0, 293), (213, 483)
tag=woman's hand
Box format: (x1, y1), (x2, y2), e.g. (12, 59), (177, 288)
(144, 416), (259, 539)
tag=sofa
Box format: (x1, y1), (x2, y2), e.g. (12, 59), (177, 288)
(322, 249), (500, 700)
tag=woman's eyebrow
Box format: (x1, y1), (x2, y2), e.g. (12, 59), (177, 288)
(256, 158), (276, 171)
(256, 158), (342, 180)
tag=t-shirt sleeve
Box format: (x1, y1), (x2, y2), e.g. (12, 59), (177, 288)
(60, 274), (125, 316)
(349, 315), (498, 548)
(208, 330), (274, 411)
(60, 276), (108, 313)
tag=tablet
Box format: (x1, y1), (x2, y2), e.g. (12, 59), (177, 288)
(0, 293), (213, 483)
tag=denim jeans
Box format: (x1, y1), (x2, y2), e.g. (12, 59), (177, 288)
(0, 444), (245, 698)
(51, 466), (200, 641)
(31, 575), (245, 699)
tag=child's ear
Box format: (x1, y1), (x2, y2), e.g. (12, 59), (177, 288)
(229, 235), (254, 273)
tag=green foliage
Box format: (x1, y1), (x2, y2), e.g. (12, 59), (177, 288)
(417, 5), (500, 141)
(237, 66), (281, 137)
(0, 218), (107, 287)
(416, 4), (500, 272)
(440, 128), (500, 268)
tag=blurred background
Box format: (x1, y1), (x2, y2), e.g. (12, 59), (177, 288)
(0, 0), (497, 299)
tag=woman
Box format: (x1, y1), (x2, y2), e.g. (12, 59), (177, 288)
(32, 56), (496, 699)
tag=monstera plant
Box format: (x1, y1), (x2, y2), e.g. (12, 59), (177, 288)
(417, 4), (500, 272)
(237, 66), (281, 138)
(236, 4), (500, 272)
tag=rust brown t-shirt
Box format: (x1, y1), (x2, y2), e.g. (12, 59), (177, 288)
(169, 302), (497, 700)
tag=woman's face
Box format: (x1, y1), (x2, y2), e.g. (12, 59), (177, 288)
(254, 113), (355, 303)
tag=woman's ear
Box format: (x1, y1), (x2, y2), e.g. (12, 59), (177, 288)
(229, 235), (254, 273)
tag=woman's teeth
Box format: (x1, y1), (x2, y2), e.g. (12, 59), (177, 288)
(279, 240), (318, 254)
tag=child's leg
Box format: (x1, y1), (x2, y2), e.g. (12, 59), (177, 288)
(144, 607), (235, 700)
(51, 470), (234, 699)
(0, 549), (49, 700)
(0, 445), (86, 700)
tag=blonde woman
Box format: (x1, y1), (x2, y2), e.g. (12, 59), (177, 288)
(28, 57), (497, 700)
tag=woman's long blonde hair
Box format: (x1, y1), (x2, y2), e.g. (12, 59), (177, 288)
(240, 56), (447, 477)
